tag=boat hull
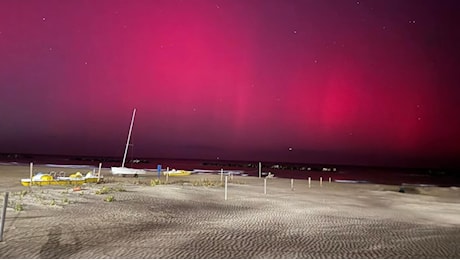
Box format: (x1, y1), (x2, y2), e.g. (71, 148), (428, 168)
(163, 170), (192, 177)
(21, 171), (103, 187)
(21, 179), (85, 187)
(111, 167), (146, 176)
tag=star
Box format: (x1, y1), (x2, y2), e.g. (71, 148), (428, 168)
(42, 17), (46, 21)
(293, 30), (297, 34)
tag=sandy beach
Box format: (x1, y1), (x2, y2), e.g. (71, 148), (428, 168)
(0, 164), (459, 258)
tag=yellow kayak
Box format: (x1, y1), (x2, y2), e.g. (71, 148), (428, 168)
(163, 169), (192, 176)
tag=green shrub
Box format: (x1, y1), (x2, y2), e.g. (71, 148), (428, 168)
(104, 195), (115, 202)
(95, 186), (110, 195)
(14, 203), (24, 211)
(150, 179), (162, 186)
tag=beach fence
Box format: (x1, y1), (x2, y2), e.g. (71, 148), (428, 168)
(0, 192), (9, 242)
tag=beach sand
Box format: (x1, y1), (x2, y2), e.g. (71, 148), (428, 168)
(0, 164), (459, 258)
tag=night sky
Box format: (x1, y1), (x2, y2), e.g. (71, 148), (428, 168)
(1, 0), (460, 168)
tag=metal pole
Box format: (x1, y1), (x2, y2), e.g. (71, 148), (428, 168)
(258, 162), (261, 178)
(122, 108), (136, 168)
(0, 192), (9, 242)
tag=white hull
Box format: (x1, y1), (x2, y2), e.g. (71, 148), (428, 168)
(111, 167), (146, 175)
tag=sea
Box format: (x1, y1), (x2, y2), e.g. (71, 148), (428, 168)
(1, 153), (459, 187)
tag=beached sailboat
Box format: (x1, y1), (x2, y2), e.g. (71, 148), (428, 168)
(111, 108), (146, 177)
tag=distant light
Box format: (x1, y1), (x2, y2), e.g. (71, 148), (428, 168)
(42, 17), (46, 21)
(288, 147), (293, 151)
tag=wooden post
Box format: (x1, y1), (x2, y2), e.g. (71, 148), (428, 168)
(291, 179), (294, 191)
(97, 162), (102, 183)
(308, 177), (311, 188)
(224, 176), (228, 201)
(230, 173), (233, 181)
(220, 169), (223, 182)
(329, 177), (331, 183)
(258, 162), (261, 178)
(0, 192), (9, 242)
(166, 172), (169, 183)
(264, 178), (267, 195)
(29, 162), (33, 188)
(320, 177), (323, 187)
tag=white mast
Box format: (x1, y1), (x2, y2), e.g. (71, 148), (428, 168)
(122, 108), (136, 168)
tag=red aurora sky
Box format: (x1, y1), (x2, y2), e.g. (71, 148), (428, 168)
(1, 0), (460, 168)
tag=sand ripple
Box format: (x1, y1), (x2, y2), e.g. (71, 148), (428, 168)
(1, 176), (459, 258)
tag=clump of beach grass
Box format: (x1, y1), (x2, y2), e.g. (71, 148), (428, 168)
(104, 195), (115, 202)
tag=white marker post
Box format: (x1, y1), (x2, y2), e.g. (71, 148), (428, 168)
(291, 179), (294, 191)
(0, 192), (9, 242)
(329, 177), (331, 183)
(29, 162), (33, 188)
(166, 167), (169, 182)
(264, 178), (267, 195)
(220, 169), (223, 182)
(224, 176), (228, 201)
(97, 162), (102, 183)
(258, 162), (262, 178)
(320, 177), (323, 187)
(308, 177), (311, 188)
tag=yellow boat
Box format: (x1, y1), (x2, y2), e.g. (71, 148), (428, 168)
(163, 169), (192, 177)
(21, 172), (102, 187)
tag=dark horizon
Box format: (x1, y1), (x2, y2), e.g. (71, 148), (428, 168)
(1, 0), (460, 171)
(1, 152), (458, 173)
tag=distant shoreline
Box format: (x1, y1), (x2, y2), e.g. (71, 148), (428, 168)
(1, 153), (459, 187)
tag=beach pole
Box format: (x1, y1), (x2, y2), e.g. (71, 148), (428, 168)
(320, 177), (323, 187)
(29, 162), (33, 188)
(264, 178), (267, 195)
(258, 162), (261, 178)
(97, 162), (102, 183)
(308, 177), (311, 188)
(0, 192), (9, 242)
(224, 176), (228, 201)
(329, 177), (331, 183)
(291, 179), (294, 191)
(220, 169), (223, 182)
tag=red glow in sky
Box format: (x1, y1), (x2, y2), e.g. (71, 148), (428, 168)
(1, 0), (460, 168)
